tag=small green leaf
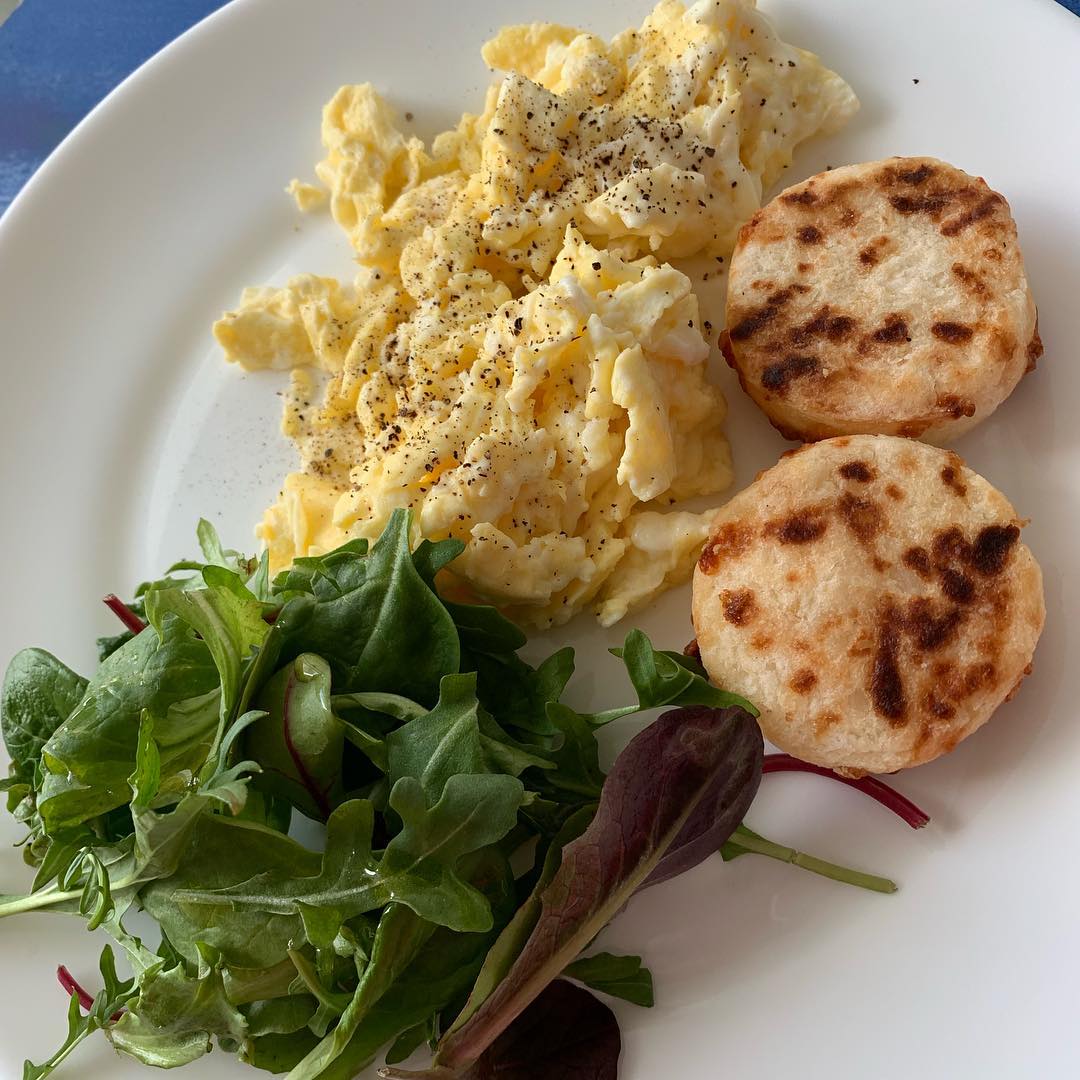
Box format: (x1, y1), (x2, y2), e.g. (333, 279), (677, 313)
(1, 649), (87, 772)
(563, 952), (654, 1007)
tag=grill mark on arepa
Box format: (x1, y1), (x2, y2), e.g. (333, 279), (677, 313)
(790, 669), (817, 694)
(932, 321), (974, 344)
(797, 225), (823, 244)
(789, 307), (857, 346)
(728, 284), (809, 341)
(761, 354), (819, 394)
(940, 568), (975, 604)
(937, 394), (976, 419)
(871, 606), (907, 724)
(941, 193), (1004, 236)
(902, 547), (932, 577)
(782, 188), (818, 206)
(889, 193), (952, 216)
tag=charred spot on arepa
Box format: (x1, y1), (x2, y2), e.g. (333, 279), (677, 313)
(941, 461), (968, 496)
(721, 589), (757, 626)
(869, 315), (911, 344)
(839, 460), (875, 482)
(837, 491), (885, 546)
(870, 605), (907, 725)
(764, 508), (828, 544)
(697, 520), (753, 575)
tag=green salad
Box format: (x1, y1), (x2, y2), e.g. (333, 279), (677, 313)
(1, 511), (904, 1080)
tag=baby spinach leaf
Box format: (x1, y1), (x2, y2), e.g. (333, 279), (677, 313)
(427, 705), (761, 1073)
(273, 510), (458, 705)
(247, 654), (345, 821)
(1, 649), (87, 772)
(562, 952), (654, 1007)
(411, 537), (466, 588)
(37, 619), (219, 832)
(379, 775), (523, 931)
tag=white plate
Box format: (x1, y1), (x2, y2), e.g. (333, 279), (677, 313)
(2, 0), (1079, 1076)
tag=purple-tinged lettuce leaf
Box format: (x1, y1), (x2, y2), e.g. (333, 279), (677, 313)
(395, 704), (761, 1075)
(381, 980), (619, 1080)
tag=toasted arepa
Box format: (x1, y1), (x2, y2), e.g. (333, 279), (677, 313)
(723, 157), (1041, 443)
(691, 436), (1044, 774)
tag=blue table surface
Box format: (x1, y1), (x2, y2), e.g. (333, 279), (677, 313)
(2, 0), (1079, 216)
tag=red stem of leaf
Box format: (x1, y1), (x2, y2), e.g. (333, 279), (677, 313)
(762, 754), (930, 829)
(56, 966), (124, 1022)
(103, 594), (146, 635)
(282, 669), (333, 820)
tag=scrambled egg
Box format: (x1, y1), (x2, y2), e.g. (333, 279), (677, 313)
(215, 0), (856, 626)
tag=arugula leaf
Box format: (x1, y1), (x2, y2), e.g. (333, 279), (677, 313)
(426, 705), (761, 1073)
(247, 654), (345, 821)
(142, 814), (321, 969)
(590, 629), (759, 725)
(108, 951), (247, 1068)
(562, 952), (654, 1007)
(37, 618), (219, 832)
(386, 675), (488, 800)
(143, 581), (268, 723)
(272, 510), (459, 705)
(1, 649), (88, 773)
(283, 906), (436, 1078)
(243, 995), (318, 1038)
(23, 946), (136, 1079)
(178, 777), (523, 934)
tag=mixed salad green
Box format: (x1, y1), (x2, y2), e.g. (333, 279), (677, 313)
(1, 511), (909, 1079)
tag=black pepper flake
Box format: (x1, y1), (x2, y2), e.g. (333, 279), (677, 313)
(704, 146), (716, 158)
(592, 261), (601, 270)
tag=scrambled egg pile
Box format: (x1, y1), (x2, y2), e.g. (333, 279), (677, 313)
(215, 0), (856, 626)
